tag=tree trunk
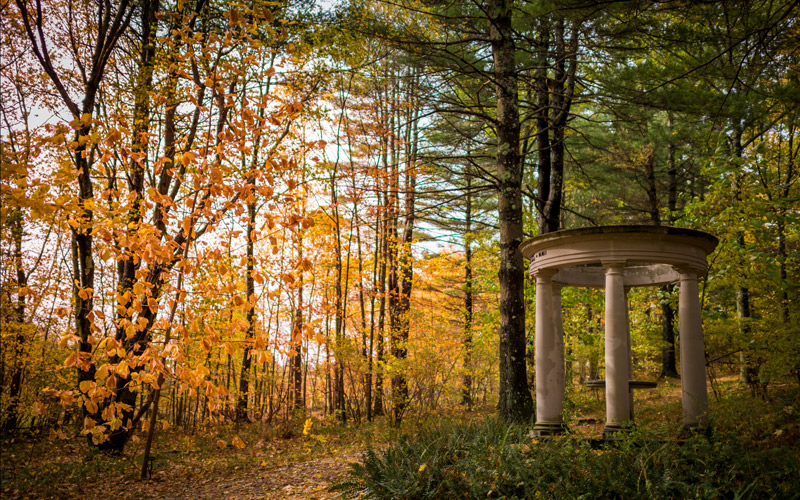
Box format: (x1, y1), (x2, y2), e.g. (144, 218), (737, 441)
(660, 123), (679, 378)
(462, 166), (474, 408)
(291, 233), (304, 412)
(4, 208), (27, 432)
(99, 0), (159, 452)
(357, 220), (373, 421)
(778, 124), (794, 323)
(391, 70), (419, 425)
(489, 0), (533, 422)
(373, 198), (387, 417)
(237, 196), (257, 421)
(730, 126), (756, 385)
(537, 17), (577, 234)
(659, 285), (679, 378)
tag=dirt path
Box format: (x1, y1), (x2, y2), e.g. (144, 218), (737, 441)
(3, 434), (367, 500)
(91, 450), (363, 500)
(259, 452), (362, 499)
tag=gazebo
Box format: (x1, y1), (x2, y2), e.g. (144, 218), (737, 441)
(520, 226), (718, 437)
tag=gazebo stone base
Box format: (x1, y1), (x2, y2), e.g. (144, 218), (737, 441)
(678, 420), (711, 439)
(533, 421), (567, 436)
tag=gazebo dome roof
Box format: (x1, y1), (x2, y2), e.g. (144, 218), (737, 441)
(520, 225), (718, 287)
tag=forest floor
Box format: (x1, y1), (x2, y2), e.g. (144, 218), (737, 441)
(3, 375), (799, 499)
(1, 414), (384, 500)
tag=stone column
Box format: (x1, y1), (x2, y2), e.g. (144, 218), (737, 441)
(533, 268), (564, 435)
(603, 261), (630, 436)
(676, 266), (709, 429)
(624, 287), (635, 421)
(553, 283), (566, 421)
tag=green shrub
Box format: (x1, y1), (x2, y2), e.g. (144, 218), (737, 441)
(333, 419), (800, 499)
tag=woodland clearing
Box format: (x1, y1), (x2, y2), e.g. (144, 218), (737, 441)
(3, 376), (799, 499)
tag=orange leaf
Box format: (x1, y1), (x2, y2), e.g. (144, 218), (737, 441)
(232, 435), (246, 449)
(64, 352), (77, 368)
(33, 401), (48, 416)
(181, 151), (197, 166)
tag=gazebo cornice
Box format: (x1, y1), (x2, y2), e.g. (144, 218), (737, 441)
(521, 225), (718, 282)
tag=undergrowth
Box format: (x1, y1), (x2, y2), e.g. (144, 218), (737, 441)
(334, 418), (800, 499)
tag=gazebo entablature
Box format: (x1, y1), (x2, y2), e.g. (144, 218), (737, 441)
(520, 226), (718, 438)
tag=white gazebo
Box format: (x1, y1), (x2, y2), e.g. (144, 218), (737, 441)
(520, 226), (718, 437)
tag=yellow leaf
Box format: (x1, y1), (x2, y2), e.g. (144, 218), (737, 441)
(109, 417), (123, 431)
(84, 397), (98, 415)
(79, 380), (94, 393)
(232, 435), (246, 449)
(216, 439), (227, 449)
(116, 361), (130, 377)
(418, 464), (426, 472)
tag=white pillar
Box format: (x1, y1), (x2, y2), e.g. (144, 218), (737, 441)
(533, 268), (564, 435)
(553, 283), (566, 420)
(676, 266), (709, 429)
(603, 261), (630, 435)
(625, 287), (635, 421)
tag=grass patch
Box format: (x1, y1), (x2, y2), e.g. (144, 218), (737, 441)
(1, 436), (132, 499)
(334, 417), (800, 499)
